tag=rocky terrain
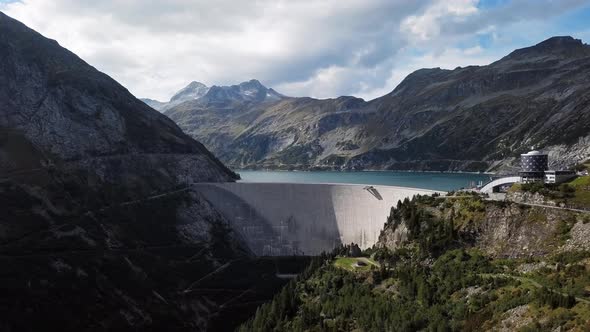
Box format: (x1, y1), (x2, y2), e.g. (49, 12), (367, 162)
(162, 79), (285, 157)
(377, 194), (590, 258)
(0, 12), (300, 331)
(160, 36), (590, 172)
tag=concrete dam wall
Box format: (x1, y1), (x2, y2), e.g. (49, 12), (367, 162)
(194, 183), (440, 256)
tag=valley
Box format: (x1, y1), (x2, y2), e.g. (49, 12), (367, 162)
(1, 4), (590, 331)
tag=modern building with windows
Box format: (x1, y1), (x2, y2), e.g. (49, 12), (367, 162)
(480, 150), (578, 193)
(519, 150), (548, 183)
(544, 170), (576, 184)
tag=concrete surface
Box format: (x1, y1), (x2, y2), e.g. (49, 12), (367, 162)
(480, 176), (521, 193)
(193, 182), (440, 256)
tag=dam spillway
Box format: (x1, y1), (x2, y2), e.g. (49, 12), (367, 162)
(194, 183), (441, 256)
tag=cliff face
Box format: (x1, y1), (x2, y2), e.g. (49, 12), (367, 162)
(377, 195), (590, 258)
(0, 11), (236, 187)
(164, 37), (590, 172)
(0, 12), (257, 331)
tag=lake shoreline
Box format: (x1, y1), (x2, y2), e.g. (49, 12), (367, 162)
(235, 170), (492, 192)
(234, 168), (496, 176)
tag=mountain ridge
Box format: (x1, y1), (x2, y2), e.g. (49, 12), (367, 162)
(160, 35), (590, 173)
(141, 79), (285, 112)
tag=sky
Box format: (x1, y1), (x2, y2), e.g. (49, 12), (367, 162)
(1, 0), (590, 101)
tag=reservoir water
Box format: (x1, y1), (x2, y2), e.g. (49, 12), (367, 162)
(236, 170), (492, 192)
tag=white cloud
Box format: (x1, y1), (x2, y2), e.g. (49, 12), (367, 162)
(1, 0), (587, 101)
(401, 0), (479, 41)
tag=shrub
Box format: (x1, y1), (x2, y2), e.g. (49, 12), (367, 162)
(521, 182), (545, 194)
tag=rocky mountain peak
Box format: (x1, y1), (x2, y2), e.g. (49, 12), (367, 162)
(143, 79), (284, 111)
(200, 79), (283, 104)
(536, 36), (583, 48)
(239, 79), (264, 89)
(170, 80), (209, 102)
(502, 36), (590, 62)
(141, 81), (209, 111)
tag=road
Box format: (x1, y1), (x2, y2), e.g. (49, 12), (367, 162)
(513, 202), (590, 214)
(0, 185), (194, 248)
(91, 186), (192, 213)
(472, 193), (590, 214)
(182, 260), (235, 293)
(0, 244), (208, 259)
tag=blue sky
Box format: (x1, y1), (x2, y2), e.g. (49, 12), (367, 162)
(1, 0), (589, 100)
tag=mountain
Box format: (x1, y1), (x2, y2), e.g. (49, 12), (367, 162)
(163, 36), (590, 172)
(0, 12), (294, 331)
(163, 79), (285, 156)
(171, 81), (209, 103)
(141, 81), (210, 112)
(198, 79), (283, 105)
(140, 82), (209, 112)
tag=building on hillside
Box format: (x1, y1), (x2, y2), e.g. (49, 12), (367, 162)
(517, 150), (577, 184)
(519, 150), (548, 183)
(480, 150), (578, 193)
(545, 170), (576, 184)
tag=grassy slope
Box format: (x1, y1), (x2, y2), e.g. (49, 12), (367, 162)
(333, 257), (379, 272)
(569, 176), (590, 208)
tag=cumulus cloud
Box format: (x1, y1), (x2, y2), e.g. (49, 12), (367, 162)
(401, 0), (478, 41)
(1, 0), (587, 100)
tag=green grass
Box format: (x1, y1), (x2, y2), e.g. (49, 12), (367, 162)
(333, 257), (379, 272)
(567, 176), (590, 208)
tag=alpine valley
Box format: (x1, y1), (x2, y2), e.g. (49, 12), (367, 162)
(3, 5), (590, 332)
(154, 36), (590, 173)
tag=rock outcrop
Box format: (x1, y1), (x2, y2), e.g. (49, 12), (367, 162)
(377, 195), (589, 258)
(162, 37), (590, 172)
(506, 191), (559, 206)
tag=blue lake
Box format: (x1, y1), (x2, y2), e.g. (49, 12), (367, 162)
(236, 170), (492, 191)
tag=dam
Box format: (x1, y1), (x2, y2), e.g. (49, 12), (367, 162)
(194, 183), (440, 256)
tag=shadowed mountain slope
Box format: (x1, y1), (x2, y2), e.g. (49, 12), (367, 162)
(0, 12), (296, 332)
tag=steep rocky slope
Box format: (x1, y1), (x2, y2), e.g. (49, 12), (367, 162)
(163, 37), (590, 172)
(377, 194), (590, 258)
(0, 12), (291, 332)
(0, 10), (236, 187)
